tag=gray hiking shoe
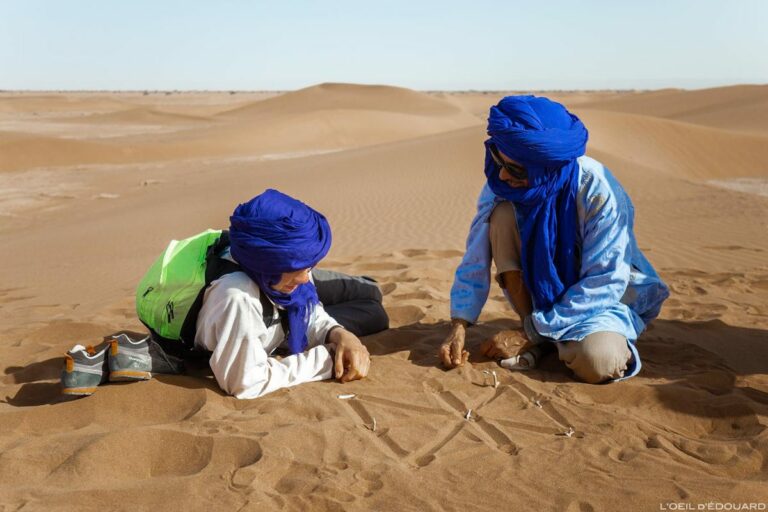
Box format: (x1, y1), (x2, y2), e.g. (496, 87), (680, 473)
(108, 333), (184, 381)
(61, 342), (110, 396)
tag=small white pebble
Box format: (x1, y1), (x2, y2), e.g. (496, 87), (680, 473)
(533, 399), (542, 408)
(337, 393), (356, 400)
(562, 427), (575, 438)
(371, 417), (377, 432)
(464, 409), (472, 421)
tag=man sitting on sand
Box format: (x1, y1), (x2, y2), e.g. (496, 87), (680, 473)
(441, 96), (669, 383)
(196, 189), (387, 398)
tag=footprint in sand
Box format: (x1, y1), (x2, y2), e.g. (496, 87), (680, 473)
(0, 429), (262, 486)
(565, 501), (596, 512)
(353, 470), (384, 497)
(651, 432), (765, 478)
(385, 304), (426, 326)
(665, 301), (727, 321)
(0, 382), (208, 433)
(378, 282), (397, 295)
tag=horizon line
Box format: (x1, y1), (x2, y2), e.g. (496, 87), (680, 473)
(1, 82), (766, 95)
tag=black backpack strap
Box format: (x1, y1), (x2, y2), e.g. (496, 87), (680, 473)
(179, 230), (242, 349)
(259, 290), (280, 329)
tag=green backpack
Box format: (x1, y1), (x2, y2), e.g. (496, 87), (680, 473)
(136, 229), (277, 348)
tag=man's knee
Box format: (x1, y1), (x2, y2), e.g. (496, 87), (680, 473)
(490, 200), (517, 226)
(325, 300), (389, 337)
(489, 201), (522, 276)
(314, 269), (383, 305)
(558, 333), (632, 384)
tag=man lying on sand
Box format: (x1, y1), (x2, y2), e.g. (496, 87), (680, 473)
(194, 189), (386, 398)
(63, 190), (387, 398)
(441, 96), (669, 383)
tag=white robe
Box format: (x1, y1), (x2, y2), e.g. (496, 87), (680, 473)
(195, 271), (339, 399)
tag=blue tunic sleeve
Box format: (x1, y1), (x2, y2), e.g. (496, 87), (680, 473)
(531, 169), (642, 342)
(449, 184), (497, 324)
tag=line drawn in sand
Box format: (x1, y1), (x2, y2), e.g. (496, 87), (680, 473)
(339, 378), (579, 469)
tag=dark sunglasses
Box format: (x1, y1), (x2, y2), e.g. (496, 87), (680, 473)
(490, 145), (528, 180)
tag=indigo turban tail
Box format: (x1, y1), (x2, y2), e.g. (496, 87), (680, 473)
(484, 96), (589, 312)
(229, 189), (332, 354)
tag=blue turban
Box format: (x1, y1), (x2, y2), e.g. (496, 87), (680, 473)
(229, 189), (332, 354)
(484, 96), (588, 312)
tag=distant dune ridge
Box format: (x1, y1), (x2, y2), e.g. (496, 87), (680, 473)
(575, 85), (768, 134)
(0, 83), (481, 172)
(1, 83), (767, 511)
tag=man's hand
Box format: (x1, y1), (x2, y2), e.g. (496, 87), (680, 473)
(479, 329), (532, 360)
(440, 319), (470, 369)
(326, 328), (370, 383)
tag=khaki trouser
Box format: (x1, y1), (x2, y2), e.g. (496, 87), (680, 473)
(489, 201), (632, 384)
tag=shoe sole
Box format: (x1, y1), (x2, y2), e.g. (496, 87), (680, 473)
(109, 370), (152, 381)
(62, 386), (98, 396)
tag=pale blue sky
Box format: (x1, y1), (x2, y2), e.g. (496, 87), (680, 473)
(1, 0), (766, 90)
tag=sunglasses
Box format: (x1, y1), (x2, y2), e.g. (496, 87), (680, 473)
(490, 145), (528, 180)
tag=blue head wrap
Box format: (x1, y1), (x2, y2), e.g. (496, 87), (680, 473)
(484, 95), (588, 311)
(229, 189), (332, 354)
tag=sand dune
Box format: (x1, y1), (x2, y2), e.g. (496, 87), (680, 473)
(577, 109), (768, 180)
(1, 85), (767, 511)
(0, 84), (481, 173)
(67, 106), (211, 125)
(0, 94), (129, 114)
(443, 90), (629, 118)
(0, 131), (128, 171)
(219, 82), (470, 117)
(577, 85), (768, 134)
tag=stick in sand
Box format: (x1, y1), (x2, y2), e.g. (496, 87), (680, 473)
(483, 370), (498, 388)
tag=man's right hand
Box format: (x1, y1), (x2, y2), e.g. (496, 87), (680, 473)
(327, 328), (370, 383)
(479, 329), (532, 360)
(440, 319), (470, 369)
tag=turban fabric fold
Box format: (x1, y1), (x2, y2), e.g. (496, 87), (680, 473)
(484, 96), (589, 312)
(229, 189), (332, 354)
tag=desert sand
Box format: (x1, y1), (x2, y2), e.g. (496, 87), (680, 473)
(1, 83), (767, 511)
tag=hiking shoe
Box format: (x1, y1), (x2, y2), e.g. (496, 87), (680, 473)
(108, 333), (184, 381)
(61, 343), (110, 396)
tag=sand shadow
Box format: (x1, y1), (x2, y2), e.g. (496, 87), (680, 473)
(4, 319), (766, 416)
(3, 367), (223, 408)
(2, 334), (222, 407)
(2, 357), (73, 406)
(362, 317), (768, 418)
(4, 357), (61, 384)
(2, 382), (77, 407)
(363, 318), (574, 385)
(640, 319), (768, 419)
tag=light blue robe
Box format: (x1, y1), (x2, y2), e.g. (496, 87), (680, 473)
(450, 156), (669, 379)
